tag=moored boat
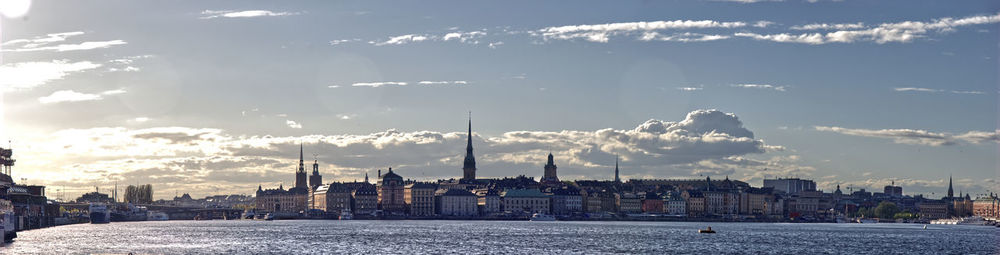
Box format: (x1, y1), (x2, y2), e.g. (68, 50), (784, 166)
(89, 203), (110, 224)
(530, 213), (556, 221)
(699, 226), (716, 233)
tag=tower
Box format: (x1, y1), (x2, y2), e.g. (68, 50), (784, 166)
(462, 114), (477, 181)
(614, 155), (620, 183)
(541, 153), (558, 183)
(295, 143), (307, 189)
(947, 174), (954, 199)
(309, 156), (322, 188)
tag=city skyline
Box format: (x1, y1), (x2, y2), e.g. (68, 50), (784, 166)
(0, 1), (997, 200)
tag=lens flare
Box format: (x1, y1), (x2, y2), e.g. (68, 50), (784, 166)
(0, 0), (31, 18)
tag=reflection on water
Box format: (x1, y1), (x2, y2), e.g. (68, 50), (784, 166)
(5, 220), (998, 254)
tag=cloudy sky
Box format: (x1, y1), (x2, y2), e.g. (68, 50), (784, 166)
(0, 0), (997, 200)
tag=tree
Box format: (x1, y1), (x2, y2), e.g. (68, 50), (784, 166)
(874, 201), (900, 219)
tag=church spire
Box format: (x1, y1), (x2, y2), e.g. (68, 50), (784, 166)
(614, 155), (620, 183)
(947, 174), (954, 199)
(462, 112), (477, 180)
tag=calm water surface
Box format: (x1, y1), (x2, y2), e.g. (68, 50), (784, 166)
(3, 220), (998, 254)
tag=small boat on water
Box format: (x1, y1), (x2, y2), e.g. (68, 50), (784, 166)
(147, 211), (169, 221)
(856, 218), (877, 224)
(699, 227), (716, 233)
(530, 213), (556, 221)
(263, 213), (275, 221)
(930, 216), (988, 225)
(241, 210), (256, 220)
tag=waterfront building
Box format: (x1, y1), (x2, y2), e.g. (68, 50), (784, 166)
(972, 194), (999, 219)
(616, 192), (642, 214)
(352, 185), (378, 216)
(377, 168), (407, 215)
(786, 190), (822, 217)
(75, 190), (114, 204)
(682, 190), (705, 216)
(476, 189), (502, 215)
(665, 194), (687, 215)
(540, 153), (560, 185)
(584, 190), (604, 213)
(309, 185), (329, 211)
(462, 117), (477, 181)
(739, 187), (777, 216)
(502, 189), (550, 214)
(255, 184), (309, 213)
(435, 189), (478, 216)
(324, 183), (354, 214)
(917, 201), (949, 219)
(549, 187), (582, 216)
(641, 193), (663, 213)
(309, 159), (322, 189)
(405, 182), (437, 216)
(763, 178), (816, 194)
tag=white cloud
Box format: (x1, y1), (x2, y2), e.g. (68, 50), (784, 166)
(791, 22), (865, 30)
(285, 120), (303, 129)
(3, 40), (127, 52)
(737, 12), (1000, 44)
(893, 87), (985, 95)
(372, 30), (487, 46)
(132, 117), (150, 123)
(200, 10), (300, 19)
(1, 31), (84, 48)
(329, 39), (360, 45)
(535, 19), (748, 43)
(0, 60), (102, 91)
(352, 81), (408, 87)
(639, 32), (731, 42)
(373, 34), (431, 46)
(753, 21), (776, 28)
(38, 90), (102, 104)
(37, 89), (128, 104)
(732, 83), (786, 91)
(417, 80), (469, 85)
(677, 87), (703, 91)
(488, 41), (504, 49)
(815, 126), (1000, 146)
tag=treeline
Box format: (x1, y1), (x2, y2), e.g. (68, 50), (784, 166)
(124, 184), (153, 204)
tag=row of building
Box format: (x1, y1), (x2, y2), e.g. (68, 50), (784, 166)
(254, 119), (1000, 220)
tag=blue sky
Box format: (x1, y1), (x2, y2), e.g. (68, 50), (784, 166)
(0, 0), (997, 199)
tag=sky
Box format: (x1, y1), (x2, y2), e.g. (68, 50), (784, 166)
(0, 0), (997, 200)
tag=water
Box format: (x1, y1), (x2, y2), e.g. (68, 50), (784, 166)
(3, 220), (998, 254)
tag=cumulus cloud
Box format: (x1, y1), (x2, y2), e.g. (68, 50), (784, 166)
(285, 120), (303, 129)
(22, 110), (782, 199)
(37, 89), (128, 104)
(535, 19), (748, 43)
(732, 83), (786, 91)
(200, 10), (300, 19)
(815, 126), (1000, 146)
(893, 87), (984, 95)
(737, 12), (1000, 44)
(0, 60), (102, 91)
(638, 32), (730, 42)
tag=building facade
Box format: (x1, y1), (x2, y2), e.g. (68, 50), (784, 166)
(377, 168), (407, 215)
(502, 189), (550, 214)
(436, 189), (478, 216)
(405, 182), (437, 216)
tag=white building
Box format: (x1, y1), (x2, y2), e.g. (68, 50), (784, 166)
(436, 189), (478, 216)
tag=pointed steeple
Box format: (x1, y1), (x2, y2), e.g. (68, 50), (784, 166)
(299, 143), (304, 172)
(462, 112), (477, 180)
(364, 172), (369, 183)
(614, 155), (620, 183)
(947, 174), (954, 199)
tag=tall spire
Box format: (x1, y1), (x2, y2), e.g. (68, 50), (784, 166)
(614, 155), (620, 183)
(947, 174), (954, 199)
(462, 112), (477, 180)
(294, 143), (307, 189)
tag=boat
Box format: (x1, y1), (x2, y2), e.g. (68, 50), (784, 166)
(89, 203), (111, 224)
(530, 213), (556, 221)
(146, 211), (169, 221)
(931, 216), (988, 225)
(699, 226), (716, 233)
(338, 209), (353, 220)
(856, 218), (877, 224)
(263, 213), (274, 221)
